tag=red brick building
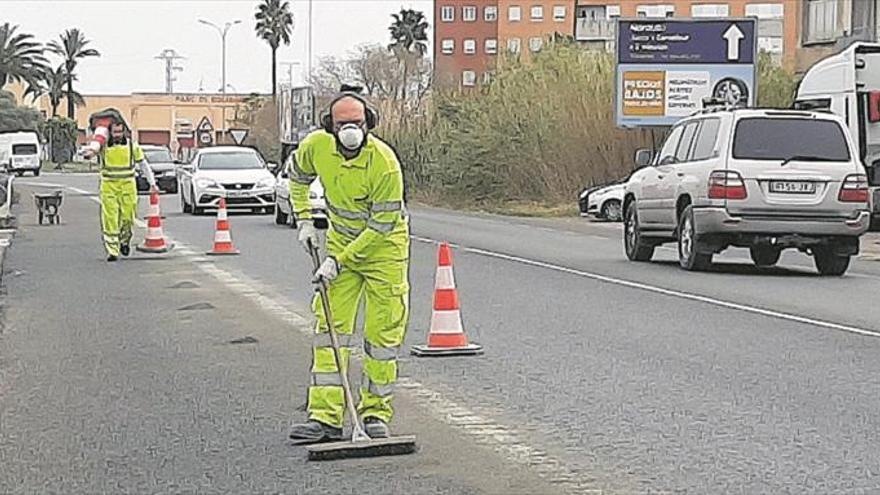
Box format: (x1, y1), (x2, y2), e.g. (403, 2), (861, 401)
(434, 1), (501, 88)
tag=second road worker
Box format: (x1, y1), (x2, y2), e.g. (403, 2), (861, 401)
(288, 90), (410, 443)
(84, 117), (157, 262)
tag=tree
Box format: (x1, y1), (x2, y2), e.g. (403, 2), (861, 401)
(388, 9), (429, 122)
(39, 116), (78, 164)
(49, 28), (99, 119)
(0, 23), (49, 93)
(0, 90), (42, 132)
(31, 65), (85, 117)
(254, 0), (294, 98)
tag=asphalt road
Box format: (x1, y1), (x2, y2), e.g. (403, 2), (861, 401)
(5, 172), (880, 493)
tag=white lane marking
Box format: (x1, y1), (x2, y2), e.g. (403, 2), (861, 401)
(411, 237), (880, 339)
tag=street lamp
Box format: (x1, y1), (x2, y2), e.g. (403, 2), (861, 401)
(198, 18), (241, 95)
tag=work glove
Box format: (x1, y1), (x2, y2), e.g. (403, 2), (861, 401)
(313, 256), (340, 283)
(297, 220), (319, 253)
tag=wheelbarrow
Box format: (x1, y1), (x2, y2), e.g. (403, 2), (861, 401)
(34, 191), (63, 225)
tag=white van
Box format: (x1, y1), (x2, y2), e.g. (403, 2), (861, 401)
(794, 42), (880, 226)
(0, 131), (42, 177)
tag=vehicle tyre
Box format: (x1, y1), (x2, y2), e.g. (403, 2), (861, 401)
(601, 199), (623, 222)
(749, 245), (781, 267)
(677, 206), (713, 271)
(624, 201), (655, 262)
(275, 206), (288, 225)
(190, 188), (203, 215)
(181, 188), (191, 213)
(33, 169), (40, 177)
(814, 247), (850, 276)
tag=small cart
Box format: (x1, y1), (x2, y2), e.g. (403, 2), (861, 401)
(34, 191), (63, 225)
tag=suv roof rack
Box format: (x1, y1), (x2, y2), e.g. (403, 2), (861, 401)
(690, 97), (748, 116)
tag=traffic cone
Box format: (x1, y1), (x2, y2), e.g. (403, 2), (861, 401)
(411, 242), (483, 357)
(145, 188), (166, 219)
(136, 190), (173, 253)
(206, 198), (240, 255)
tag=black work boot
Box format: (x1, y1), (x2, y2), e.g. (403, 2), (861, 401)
(289, 420), (343, 444)
(120, 243), (130, 256)
(363, 417), (390, 438)
(107, 255), (119, 262)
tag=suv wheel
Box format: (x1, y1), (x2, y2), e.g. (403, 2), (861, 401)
(601, 199), (622, 222)
(749, 246), (781, 267)
(275, 205), (289, 225)
(181, 188), (191, 213)
(813, 247), (850, 276)
(677, 206), (712, 271)
(624, 202), (655, 262)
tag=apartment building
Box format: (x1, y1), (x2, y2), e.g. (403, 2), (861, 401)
(797, 0), (880, 72)
(574, 0), (799, 68)
(434, 1), (576, 87)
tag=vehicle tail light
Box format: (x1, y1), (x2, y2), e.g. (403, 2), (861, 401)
(708, 170), (747, 200)
(870, 92), (880, 123)
(839, 174), (869, 203)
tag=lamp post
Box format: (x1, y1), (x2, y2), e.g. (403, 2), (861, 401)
(199, 18), (241, 144)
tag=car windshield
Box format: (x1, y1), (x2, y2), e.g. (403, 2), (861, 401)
(144, 150), (173, 163)
(733, 118), (851, 162)
(199, 152), (264, 170)
(12, 144), (37, 155)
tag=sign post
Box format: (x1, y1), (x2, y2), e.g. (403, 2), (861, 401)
(197, 116), (215, 147)
(615, 18), (757, 128)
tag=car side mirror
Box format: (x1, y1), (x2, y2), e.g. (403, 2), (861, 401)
(267, 161), (280, 173)
(634, 149), (653, 168)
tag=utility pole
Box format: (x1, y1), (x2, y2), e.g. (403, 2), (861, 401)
(155, 49), (185, 94)
(307, 0), (313, 85)
(198, 18), (241, 95)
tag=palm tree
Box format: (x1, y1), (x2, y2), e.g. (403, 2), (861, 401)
(37, 65), (84, 117)
(48, 28), (99, 119)
(388, 9), (429, 116)
(0, 23), (49, 93)
(254, 0), (294, 98)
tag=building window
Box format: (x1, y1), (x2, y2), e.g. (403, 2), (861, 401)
(531, 5), (544, 21)
(529, 36), (543, 52)
(804, 0), (840, 43)
(576, 5), (620, 42)
(485, 6), (498, 21)
(462, 70), (476, 87)
(508, 37), (522, 53)
(637, 5), (674, 18)
(691, 4), (729, 17)
(509, 5), (522, 21)
(485, 38), (498, 54)
(746, 3), (784, 55)
(441, 5), (454, 22)
(553, 5), (567, 22)
(441, 39), (455, 55)
(464, 39), (476, 54)
(463, 6), (477, 22)
(483, 71), (494, 84)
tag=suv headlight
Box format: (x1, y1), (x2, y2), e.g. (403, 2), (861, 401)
(256, 177), (275, 188)
(196, 178), (219, 189)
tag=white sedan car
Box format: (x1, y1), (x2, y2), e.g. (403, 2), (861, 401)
(178, 146), (277, 215)
(581, 182), (625, 221)
(274, 161), (328, 229)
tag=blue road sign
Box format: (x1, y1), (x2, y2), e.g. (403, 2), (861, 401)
(615, 18), (758, 128)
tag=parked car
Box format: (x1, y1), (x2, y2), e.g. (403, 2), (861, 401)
(178, 146), (276, 215)
(138, 145), (178, 193)
(623, 106), (870, 276)
(273, 157), (328, 229)
(0, 130), (41, 176)
(579, 175), (629, 221)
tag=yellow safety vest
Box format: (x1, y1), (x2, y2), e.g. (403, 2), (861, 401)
(101, 142), (144, 180)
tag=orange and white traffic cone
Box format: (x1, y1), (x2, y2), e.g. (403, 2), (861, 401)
(206, 198), (240, 255)
(136, 190), (173, 253)
(411, 242), (483, 357)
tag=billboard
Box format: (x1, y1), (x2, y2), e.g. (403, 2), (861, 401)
(615, 18), (757, 127)
(279, 85), (315, 144)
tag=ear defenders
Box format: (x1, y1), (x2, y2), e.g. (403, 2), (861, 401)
(320, 92), (379, 133)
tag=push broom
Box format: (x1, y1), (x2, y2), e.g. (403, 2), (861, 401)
(305, 240), (417, 461)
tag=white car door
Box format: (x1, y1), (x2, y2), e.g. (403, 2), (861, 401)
(639, 125), (683, 226)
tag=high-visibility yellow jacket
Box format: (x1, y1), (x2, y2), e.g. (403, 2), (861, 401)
(289, 131), (408, 266)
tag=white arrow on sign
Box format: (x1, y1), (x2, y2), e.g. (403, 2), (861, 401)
(723, 24), (745, 61)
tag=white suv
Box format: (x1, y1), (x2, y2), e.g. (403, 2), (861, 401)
(623, 108), (871, 276)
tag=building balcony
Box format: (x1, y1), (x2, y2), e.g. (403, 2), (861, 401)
(575, 19), (615, 41)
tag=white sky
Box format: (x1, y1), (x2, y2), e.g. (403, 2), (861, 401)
(2, 0), (433, 94)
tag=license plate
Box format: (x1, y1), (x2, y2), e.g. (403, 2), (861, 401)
(225, 190), (251, 198)
(769, 181), (816, 194)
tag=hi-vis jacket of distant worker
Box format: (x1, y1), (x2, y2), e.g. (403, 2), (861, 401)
(289, 130), (410, 429)
(99, 140), (155, 257)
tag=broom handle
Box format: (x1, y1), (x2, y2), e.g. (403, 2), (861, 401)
(308, 240), (370, 442)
